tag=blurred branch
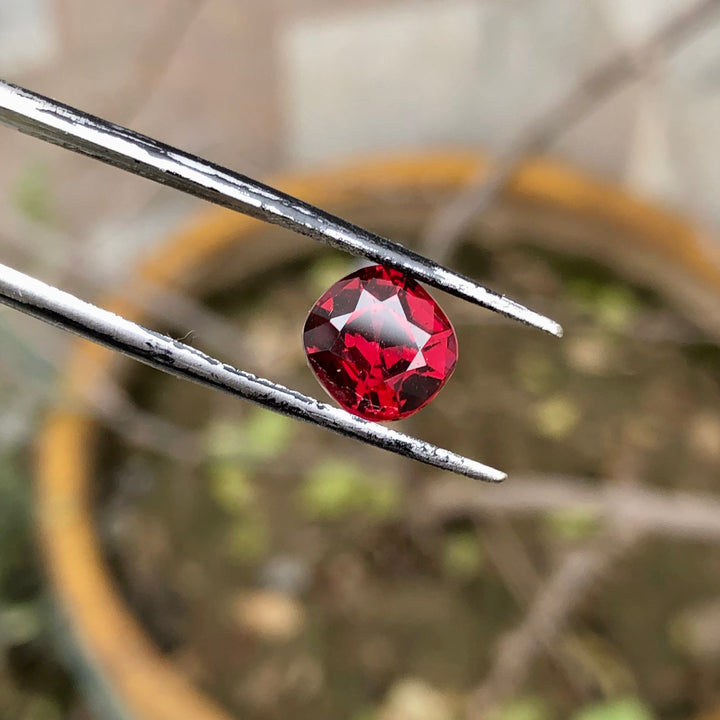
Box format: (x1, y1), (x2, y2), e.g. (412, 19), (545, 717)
(451, 300), (707, 346)
(422, 0), (720, 260)
(467, 524), (639, 719)
(112, 0), (205, 124)
(418, 462), (681, 715)
(483, 521), (540, 605)
(482, 520), (592, 703)
(419, 473), (720, 542)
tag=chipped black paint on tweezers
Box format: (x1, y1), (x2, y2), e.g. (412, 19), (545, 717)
(0, 79), (562, 337)
(0, 79), (564, 481)
(0, 262), (505, 482)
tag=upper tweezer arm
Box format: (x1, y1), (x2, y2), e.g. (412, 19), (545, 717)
(0, 80), (562, 337)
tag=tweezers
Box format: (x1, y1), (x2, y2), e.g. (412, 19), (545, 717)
(0, 79), (562, 482)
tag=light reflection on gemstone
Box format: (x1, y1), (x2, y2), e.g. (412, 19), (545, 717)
(303, 264), (458, 421)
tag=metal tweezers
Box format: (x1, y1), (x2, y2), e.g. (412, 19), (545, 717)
(0, 79), (562, 483)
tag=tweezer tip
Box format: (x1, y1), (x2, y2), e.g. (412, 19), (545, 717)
(525, 307), (563, 338)
(528, 309), (563, 338)
(471, 465), (506, 483)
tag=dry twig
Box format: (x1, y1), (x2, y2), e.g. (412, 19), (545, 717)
(420, 474), (720, 543)
(467, 525), (639, 718)
(416, 470), (720, 714)
(422, 0), (720, 260)
(482, 520), (592, 703)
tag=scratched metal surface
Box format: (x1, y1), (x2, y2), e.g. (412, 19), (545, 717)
(0, 260), (505, 481)
(0, 80), (562, 338)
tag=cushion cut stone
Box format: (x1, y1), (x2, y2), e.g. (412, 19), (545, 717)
(303, 264), (458, 421)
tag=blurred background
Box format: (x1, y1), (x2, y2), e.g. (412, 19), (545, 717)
(3, 1), (720, 719)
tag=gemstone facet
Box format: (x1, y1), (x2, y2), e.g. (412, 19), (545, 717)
(303, 264), (458, 421)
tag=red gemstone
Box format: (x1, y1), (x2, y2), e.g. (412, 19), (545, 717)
(303, 264), (458, 421)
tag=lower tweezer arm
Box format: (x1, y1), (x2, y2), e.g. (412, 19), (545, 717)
(0, 261), (506, 483)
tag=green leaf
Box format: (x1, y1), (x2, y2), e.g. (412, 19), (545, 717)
(442, 531), (484, 579)
(25, 695), (62, 720)
(594, 286), (637, 332)
(300, 459), (400, 521)
(204, 410), (294, 465)
(0, 602), (42, 645)
(0, 455), (34, 587)
(564, 278), (637, 332)
(359, 477), (402, 520)
(572, 697), (653, 720)
(488, 696), (549, 720)
(224, 518), (270, 564)
(208, 464), (255, 514)
(12, 161), (54, 224)
(351, 707), (377, 720)
(515, 352), (555, 394)
(204, 420), (245, 460)
(534, 395), (580, 440)
(308, 256), (353, 294)
(243, 410), (294, 462)
(300, 459), (363, 520)
(544, 507), (599, 542)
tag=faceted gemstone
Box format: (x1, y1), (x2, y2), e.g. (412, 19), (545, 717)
(303, 264), (458, 421)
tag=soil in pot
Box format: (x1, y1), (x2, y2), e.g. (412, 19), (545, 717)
(92, 190), (720, 720)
